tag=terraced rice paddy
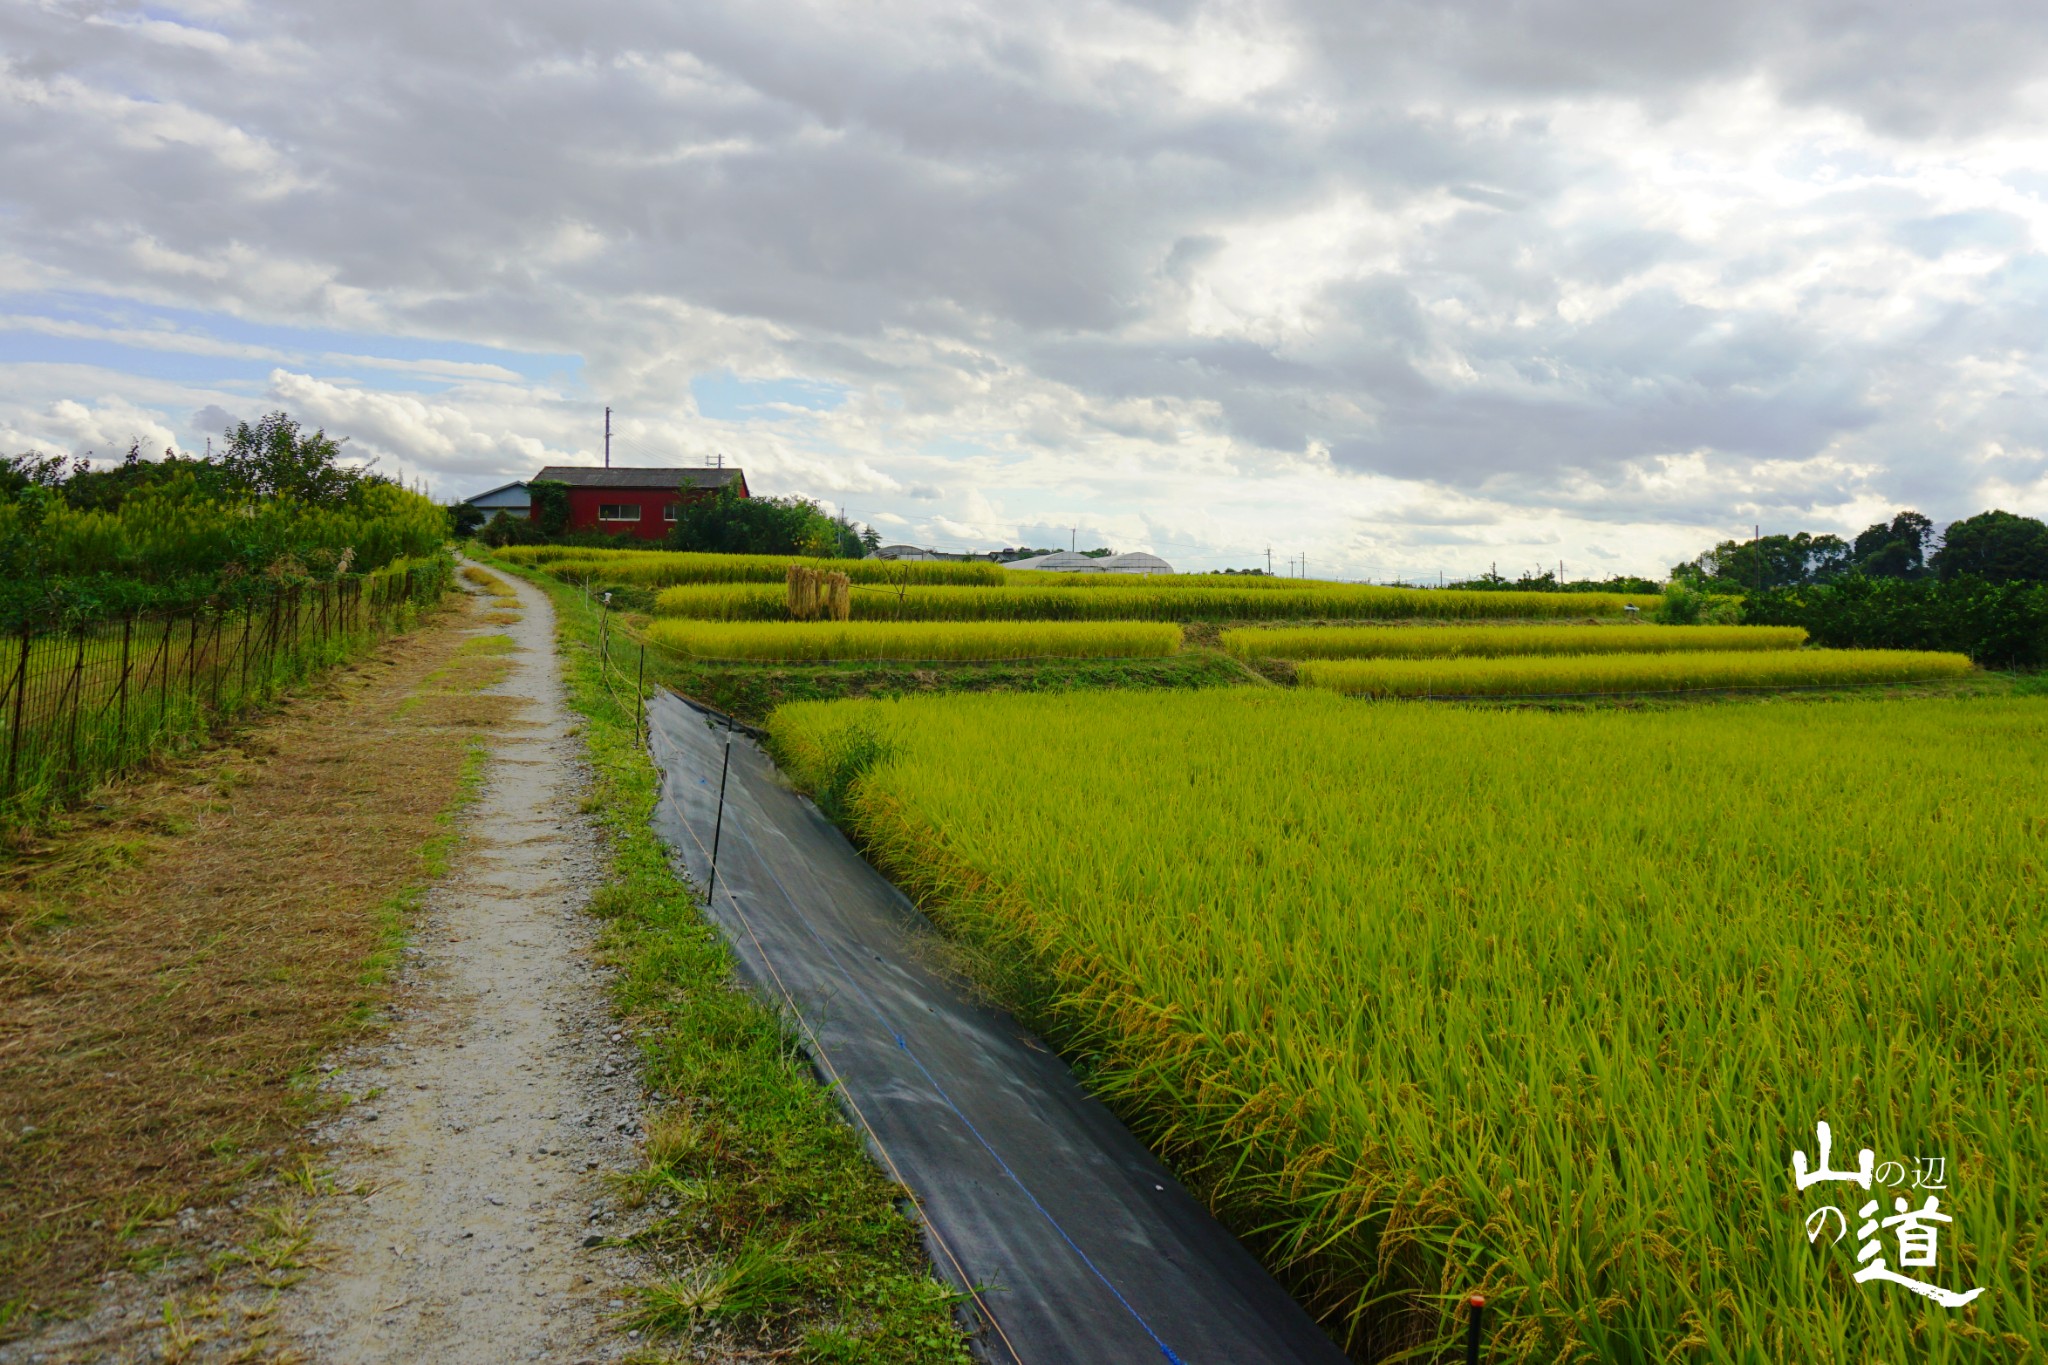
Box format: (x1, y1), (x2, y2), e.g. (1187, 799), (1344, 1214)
(770, 689), (2048, 1362)
(496, 545), (1003, 586)
(651, 581), (1659, 623)
(1297, 647), (1972, 697)
(1223, 623), (1807, 660)
(645, 619), (1181, 661)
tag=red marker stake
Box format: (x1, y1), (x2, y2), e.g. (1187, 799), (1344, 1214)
(1466, 1294), (1486, 1365)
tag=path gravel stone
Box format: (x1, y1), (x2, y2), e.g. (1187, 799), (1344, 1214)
(280, 566), (649, 1363)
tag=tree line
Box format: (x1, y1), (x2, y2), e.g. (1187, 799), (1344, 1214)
(1, 413), (447, 628)
(1673, 509), (2048, 667)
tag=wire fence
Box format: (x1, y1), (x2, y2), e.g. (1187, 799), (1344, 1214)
(0, 558), (451, 826)
(593, 594), (648, 742)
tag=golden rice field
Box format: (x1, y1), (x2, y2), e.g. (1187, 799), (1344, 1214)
(496, 545), (1004, 586)
(652, 581), (1660, 623)
(644, 619), (1181, 661)
(770, 689), (2048, 1362)
(1298, 647), (1972, 697)
(1223, 622), (1807, 660)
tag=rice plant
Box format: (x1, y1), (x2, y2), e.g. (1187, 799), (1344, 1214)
(652, 582), (1661, 623)
(769, 688), (2048, 1362)
(645, 619), (1181, 661)
(1297, 647), (1972, 697)
(1223, 623), (1807, 661)
(508, 547), (1005, 587)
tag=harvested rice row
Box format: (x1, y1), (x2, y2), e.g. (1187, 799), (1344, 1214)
(1298, 647), (1972, 696)
(644, 619), (1182, 661)
(1224, 622), (1806, 660)
(652, 581), (1661, 622)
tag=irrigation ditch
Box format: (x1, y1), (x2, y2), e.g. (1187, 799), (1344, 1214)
(643, 689), (1350, 1365)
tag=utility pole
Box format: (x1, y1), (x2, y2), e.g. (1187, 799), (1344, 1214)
(1071, 526), (1076, 552)
(1265, 546), (1273, 575)
(604, 406), (611, 468)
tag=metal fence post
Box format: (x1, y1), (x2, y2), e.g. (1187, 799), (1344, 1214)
(116, 615), (133, 746)
(65, 629), (86, 778)
(5, 630), (29, 795)
(186, 613), (201, 703)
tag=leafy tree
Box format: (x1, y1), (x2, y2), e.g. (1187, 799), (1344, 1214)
(1745, 576), (2048, 667)
(666, 484), (860, 557)
(859, 524), (882, 556)
(0, 450), (69, 497)
(217, 411), (380, 506)
(447, 502), (487, 538)
(1850, 511), (1934, 579)
(1932, 509), (2048, 584)
(527, 479), (572, 536)
(479, 509), (544, 547)
(1672, 532), (1849, 591)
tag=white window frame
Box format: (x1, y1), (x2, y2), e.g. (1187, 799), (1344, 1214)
(663, 503), (680, 522)
(597, 503), (642, 523)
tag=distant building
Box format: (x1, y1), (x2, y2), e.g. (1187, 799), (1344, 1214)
(868, 544), (993, 563)
(528, 465), (748, 541)
(1005, 550), (1175, 574)
(458, 480), (532, 517)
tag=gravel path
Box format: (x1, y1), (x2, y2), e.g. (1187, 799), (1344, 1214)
(280, 567), (647, 1363)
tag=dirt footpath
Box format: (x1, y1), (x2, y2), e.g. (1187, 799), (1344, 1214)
(279, 566), (646, 1362)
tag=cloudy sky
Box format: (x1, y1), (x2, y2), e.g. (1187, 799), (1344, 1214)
(4, 0), (2046, 579)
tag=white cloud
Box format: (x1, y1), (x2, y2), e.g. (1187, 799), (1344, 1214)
(2, 0), (2046, 576)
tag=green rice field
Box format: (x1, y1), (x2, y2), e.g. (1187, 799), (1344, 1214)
(645, 619), (1181, 661)
(1223, 623), (1807, 660)
(770, 688), (2048, 1362)
(1297, 647), (1972, 697)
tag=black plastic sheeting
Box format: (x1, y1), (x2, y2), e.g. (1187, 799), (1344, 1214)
(645, 691), (1349, 1365)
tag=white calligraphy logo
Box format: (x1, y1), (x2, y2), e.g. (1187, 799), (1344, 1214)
(1795, 1121), (1983, 1308)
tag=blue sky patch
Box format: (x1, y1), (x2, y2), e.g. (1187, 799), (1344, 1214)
(691, 371), (849, 422)
(0, 292), (583, 395)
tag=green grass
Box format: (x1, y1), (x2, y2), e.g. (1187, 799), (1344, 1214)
(770, 688), (2048, 1363)
(646, 618), (1182, 662)
(528, 570), (975, 1362)
(1223, 623), (1807, 661)
(652, 581), (1662, 623)
(1298, 647), (1974, 697)
(623, 650), (1254, 727)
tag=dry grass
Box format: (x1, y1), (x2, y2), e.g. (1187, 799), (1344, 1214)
(0, 595), (516, 1326)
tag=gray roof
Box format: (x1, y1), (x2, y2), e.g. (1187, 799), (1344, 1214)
(532, 465), (745, 489)
(458, 479), (530, 507)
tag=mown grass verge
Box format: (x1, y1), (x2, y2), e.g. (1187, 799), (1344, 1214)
(531, 569), (975, 1363)
(0, 589), (498, 1336)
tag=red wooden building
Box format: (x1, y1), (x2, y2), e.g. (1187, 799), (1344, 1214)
(528, 465), (748, 541)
